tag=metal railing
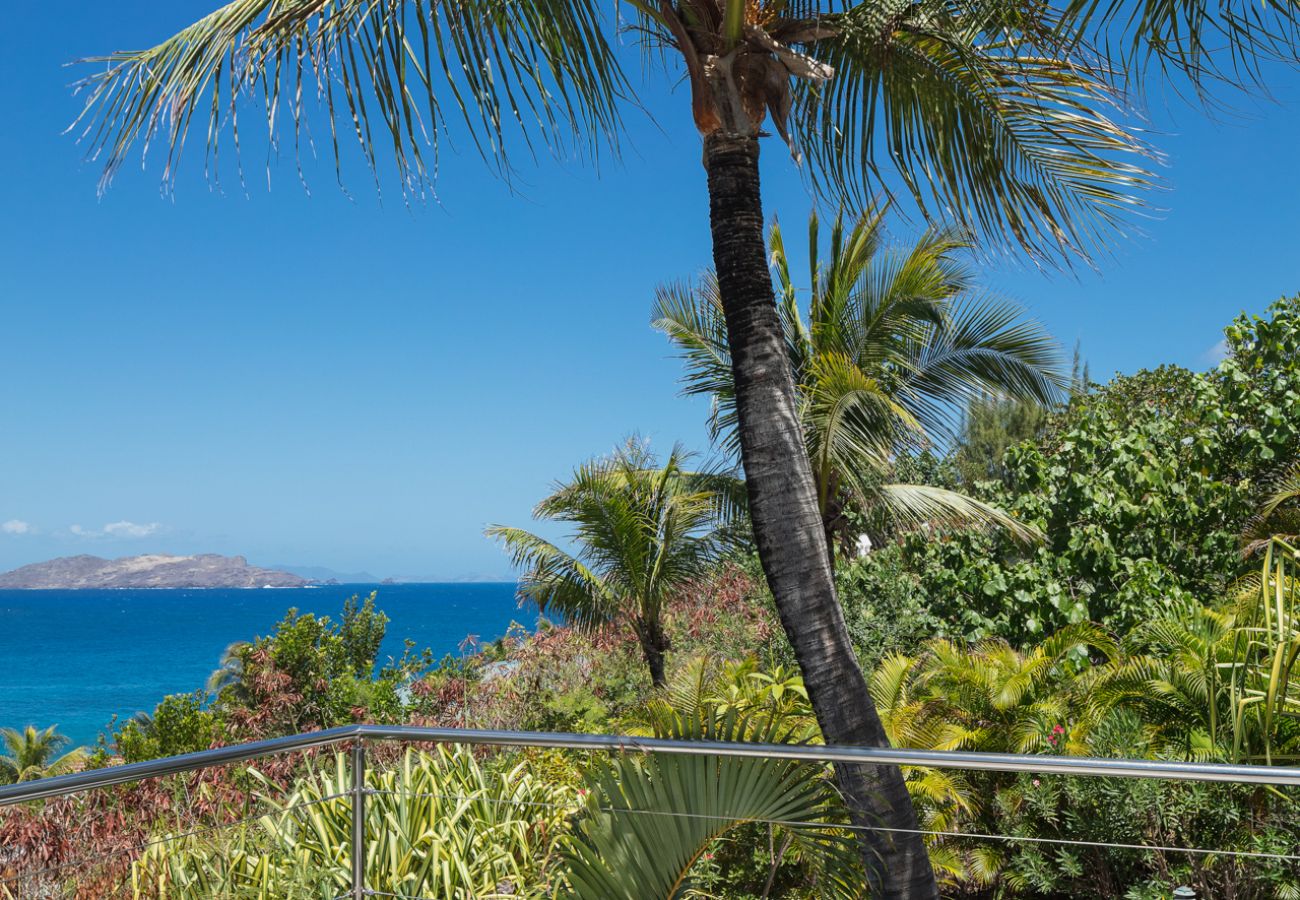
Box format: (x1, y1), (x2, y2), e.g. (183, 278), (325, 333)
(3, 723), (1300, 898)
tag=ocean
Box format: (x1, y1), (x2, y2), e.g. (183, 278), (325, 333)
(0, 583), (528, 749)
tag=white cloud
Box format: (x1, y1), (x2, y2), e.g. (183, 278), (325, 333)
(2, 520), (31, 535)
(69, 521), (164, 539)
(104, 520), (162, 538)
(1203, 337), (1230, 366)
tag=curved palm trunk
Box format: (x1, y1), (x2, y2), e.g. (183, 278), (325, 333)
(636, 616), (670, 687)
(703, 132), (938, 899)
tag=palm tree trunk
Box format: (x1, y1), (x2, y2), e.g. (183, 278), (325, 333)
(637, 617), (669, 687)
(702, 131), (938, 899)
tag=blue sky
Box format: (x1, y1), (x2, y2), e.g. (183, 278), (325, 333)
(2, 4), (1298, 579)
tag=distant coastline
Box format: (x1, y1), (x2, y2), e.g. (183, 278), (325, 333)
(0, 553), (307, 590)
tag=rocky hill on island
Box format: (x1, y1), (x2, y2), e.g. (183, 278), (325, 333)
(0, 554), (308, 589)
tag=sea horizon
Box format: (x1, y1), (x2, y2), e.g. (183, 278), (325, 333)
(0, 582), (529, 749)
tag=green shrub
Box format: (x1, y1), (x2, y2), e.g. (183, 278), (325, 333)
(115, 693), (219, 764)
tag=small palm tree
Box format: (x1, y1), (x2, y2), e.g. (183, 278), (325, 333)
(1243, 460), (1300, 555)
(1092, 608), (1241, 760)
(207, 640), (251, 698)
(0, 725), (87, 784)
(654, 210), (1060, 561)
(487, 441), (738, 686)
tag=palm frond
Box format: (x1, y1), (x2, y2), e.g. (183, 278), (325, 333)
(875, 483), (1042, 544)
(72, 0), (629, 193)
(1059, 0), (1300, 91)
(564, 710), (862, 898)
(651, 278), (742, 457)
(794, 3), (1156, 264)
(804, 352), (920, 493)
(897, 294), (1066, 442)
(485, 525), (621, 630)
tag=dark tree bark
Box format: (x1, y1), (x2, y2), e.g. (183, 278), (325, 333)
(637, 617), (669, 687)
(702, 131), (938, 899)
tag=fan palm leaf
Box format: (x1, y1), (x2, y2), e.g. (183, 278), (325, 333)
(564, 706), (863, 899)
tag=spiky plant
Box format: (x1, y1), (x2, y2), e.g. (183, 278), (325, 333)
(132, 746), (575, 899)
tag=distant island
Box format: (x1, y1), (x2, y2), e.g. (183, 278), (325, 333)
(0, 554), (308, 589)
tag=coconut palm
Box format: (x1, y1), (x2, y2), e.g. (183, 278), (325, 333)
(74, 0), (1300, 890)
(488, 441), (738, 687)
(654, 210), (1058, 561)
(0, 725), (87, 784)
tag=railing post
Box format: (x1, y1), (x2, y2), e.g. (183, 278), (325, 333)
(351, 739), (366, 900)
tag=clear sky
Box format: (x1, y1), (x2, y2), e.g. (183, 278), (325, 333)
(2, 4), (1298, 579)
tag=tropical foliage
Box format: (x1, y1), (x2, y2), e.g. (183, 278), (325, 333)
(0, 725), (86, 785)
(653, 211), (1059, 559)
(68, 0), (1221, 263)
(566, 675), (860, 899)
(487, 440), (738, 685)
(75, 0), (1300, 891)
(131, 747), (576, 899)
(9, 298), (1300, 896)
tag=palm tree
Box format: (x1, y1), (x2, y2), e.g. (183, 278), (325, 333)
(487, 441), (737, 686)
(0, 725), (87, 784)
(1243, 460), (1300, 556)
(73, 0), (1300, 891)
(207, 640), (251, 698)
(654, 210), (1058, 563)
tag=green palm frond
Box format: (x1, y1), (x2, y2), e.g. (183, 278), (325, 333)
(72, 0), (628, 193)
(793, 2), (1156, 263)
(0, 725), (85, 783)
(874, 484), (1042, 544)
(485, 525), (621, 630)
(897, 295), (1066, 442)
(804, 352), (919, 487)
(650, 278), (741, 458)
(564, 709), (863, 899)
(1059, 0), (1300, 90)
(79, 0), (1300, 273)
(654, 208), (1062, 553)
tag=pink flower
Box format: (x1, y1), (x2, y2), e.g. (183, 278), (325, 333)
(1032, 779), (1041, 787)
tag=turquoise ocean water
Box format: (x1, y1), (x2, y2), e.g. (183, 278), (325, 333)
(0, 583), (528, 748)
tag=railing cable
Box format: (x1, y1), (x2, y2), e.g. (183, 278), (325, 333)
(362, 785), (1300, 865)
